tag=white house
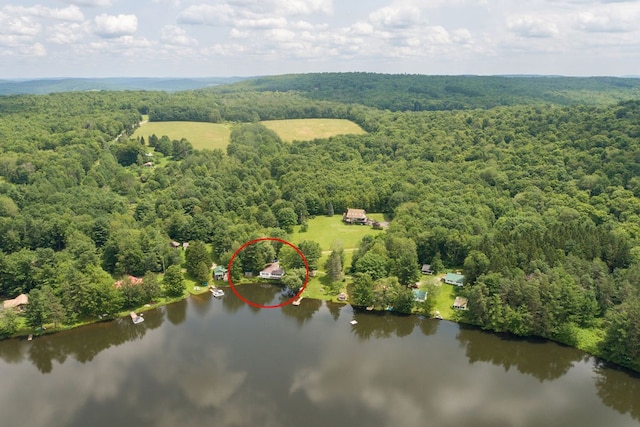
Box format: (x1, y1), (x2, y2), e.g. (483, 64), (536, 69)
(259, 262), (285, 280)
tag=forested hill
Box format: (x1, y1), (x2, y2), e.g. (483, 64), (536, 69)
(218, 73), (640, 111)
(0, 79), (640, 373)
(0, 77), (247, 95)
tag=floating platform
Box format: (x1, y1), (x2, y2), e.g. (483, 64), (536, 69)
(130, 312), (144, 324)
(292, 296), (303, 306)
(350, 320), (358, 325)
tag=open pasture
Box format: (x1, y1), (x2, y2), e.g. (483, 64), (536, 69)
(261, 118), (366, 142)
(132, 121), (231, 150)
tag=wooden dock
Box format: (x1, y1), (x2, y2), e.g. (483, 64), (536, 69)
(292, 296), (304, 306)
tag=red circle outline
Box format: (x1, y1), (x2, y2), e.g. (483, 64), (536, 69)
(226, 237), (309, 309)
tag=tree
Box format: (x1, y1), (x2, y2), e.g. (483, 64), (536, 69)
(281, 268), (306, 295)
(185, 241), (211, 278)
(0, 309), (19, 336)
(281, 240), (321, 271)
(142, 273), (162, 302)
(324, 249), (343, 283)
(348, 273), (375, 307)
(463, 250), (490, 285)
(387, 236), (419, 286)
(431, 251), (444, 274)
(354, 251), (388, 280)
(392, 285), (415, 314)
(25, 286), (57, 329)
(163, 265), (185, 297)
(276, 207), (297, 233)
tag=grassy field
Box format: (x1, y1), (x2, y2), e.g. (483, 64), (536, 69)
(261, 119), (366, 142)
(132, 121), (231, 150)
(290, 214), (385, 251)
(288, 214), (385, 302)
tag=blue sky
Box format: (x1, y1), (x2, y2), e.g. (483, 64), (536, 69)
(1, 0), (639, 78)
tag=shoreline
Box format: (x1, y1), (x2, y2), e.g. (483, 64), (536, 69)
(2, 282), (635, 375)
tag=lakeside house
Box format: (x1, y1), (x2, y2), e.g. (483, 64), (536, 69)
(342, 208), (368, 225)
(2, 294), (28, 310)
(114, 275), (144, 289)
(259, 262), (285, 280)
(444, 273), (465, 286)
(213, 266), (228, 281)
(453, 297), (468, 310)
(421, 264), (434, 275)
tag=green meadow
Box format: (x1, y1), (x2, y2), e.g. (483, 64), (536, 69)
(132, 121), (231, 150)
(290, 214), (385, 252)
(260, 119), (366, 142)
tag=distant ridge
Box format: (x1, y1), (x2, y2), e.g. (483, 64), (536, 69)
(0, 77), (248, 95)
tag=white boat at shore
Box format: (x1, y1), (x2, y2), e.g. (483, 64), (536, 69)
(210, 287), (225, 298)
(130, 312), (144, 324)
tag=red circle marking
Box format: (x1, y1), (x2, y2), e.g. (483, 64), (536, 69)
(226, 237), (309, 309)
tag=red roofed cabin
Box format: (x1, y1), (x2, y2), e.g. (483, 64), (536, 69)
(114, 275), (144, 289)
(343, 208), (368, 225)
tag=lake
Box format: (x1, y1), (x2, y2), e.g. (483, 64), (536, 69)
(1, 285), (639, 427)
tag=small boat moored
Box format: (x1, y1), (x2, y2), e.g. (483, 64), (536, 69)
(210, 287), (225, 298)
(130, 311), (144, 324)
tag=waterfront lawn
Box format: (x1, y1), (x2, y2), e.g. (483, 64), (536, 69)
(260, 118), (366, 142)
(132, 121), (231, 150)
(431, 283), (458, 320)
(291, 214), (385, 251)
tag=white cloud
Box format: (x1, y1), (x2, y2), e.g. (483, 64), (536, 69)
(0, 15), (42, 37)
(177, 4), (235, 25)
(576, 8), (639, 32)
(2, 5), (84, 22)
(48, 22), (89, 44)
(94, 14), (138, 38)
(236, 16), (288, 29)
(161, 25), (198, 46)
(369, 6), (423, 29)
(507, 16), (559, 38)
(61, 0), (114, 7)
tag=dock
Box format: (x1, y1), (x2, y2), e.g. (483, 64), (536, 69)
(292, 296), (304, 306)
(130, 311), (144, 324)
(27, 334), (33, 341)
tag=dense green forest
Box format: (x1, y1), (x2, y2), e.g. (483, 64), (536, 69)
(0, 74), (639, 371)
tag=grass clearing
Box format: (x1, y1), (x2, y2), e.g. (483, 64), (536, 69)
(261, 118), (366, 142)
(132, 121), (231, 150)
(291, 214), (385, 251)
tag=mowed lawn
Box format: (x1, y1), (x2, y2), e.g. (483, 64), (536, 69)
(132, 121), (231, 150)
(290, 214), (385, 252)
(261, 119), (366, 142)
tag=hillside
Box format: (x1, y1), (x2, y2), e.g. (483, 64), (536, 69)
(0, 75), (640, 372)
(0, 77), (247, 95)
(218, 73), (640, 110)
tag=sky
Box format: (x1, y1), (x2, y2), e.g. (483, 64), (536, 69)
(1, 0), (639, 78)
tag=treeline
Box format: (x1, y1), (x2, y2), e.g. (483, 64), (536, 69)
(0, 83), (639, 370)
(147, 91), (379, 132)
(221, 73), (640, 111)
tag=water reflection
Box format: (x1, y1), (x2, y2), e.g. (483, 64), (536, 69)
(1, 288), (639, 427)
(350, 309), (417, 340)
(0, 309), (164, 374)
(456, 324), (586, 382)
(281, 298), (322, 327)
(595, 361), (640, 422)
(326, 301), (344, 321)
(167, 299), (187, 325)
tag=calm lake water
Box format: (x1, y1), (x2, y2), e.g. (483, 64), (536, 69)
(1, 285), (640, 427)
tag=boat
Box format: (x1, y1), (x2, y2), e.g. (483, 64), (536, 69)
(210, 287), (225, 298)
(130, 311), (144, 324)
